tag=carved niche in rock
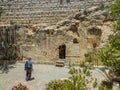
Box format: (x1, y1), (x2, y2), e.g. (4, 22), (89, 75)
(87, 26), (102, 36)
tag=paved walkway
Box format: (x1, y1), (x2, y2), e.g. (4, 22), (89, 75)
(1, 62), (117, 90)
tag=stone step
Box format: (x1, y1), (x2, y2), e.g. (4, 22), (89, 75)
(55, 60), (65, 67)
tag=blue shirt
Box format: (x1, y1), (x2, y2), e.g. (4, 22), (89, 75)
(25, 60), (32, 69)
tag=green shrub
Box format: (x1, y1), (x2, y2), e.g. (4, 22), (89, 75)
(100, 3), (105, 10)
(93, 79), (98, 88)
(46, 80), (72, 90)
(46, 63), (95, 90)
(79, 61), (85, 67)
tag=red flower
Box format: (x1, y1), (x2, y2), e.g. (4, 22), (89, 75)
(12, 83), (28, 90)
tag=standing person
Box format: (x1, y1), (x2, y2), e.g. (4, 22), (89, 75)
(25, 57), (33, 81)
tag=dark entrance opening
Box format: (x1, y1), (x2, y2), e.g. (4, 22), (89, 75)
(59, 45), (66, 59)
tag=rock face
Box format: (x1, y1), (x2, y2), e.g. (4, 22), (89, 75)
(0, 1), (114, 63)
(0, 0), (112, 25)
(8, 5), (113, 63)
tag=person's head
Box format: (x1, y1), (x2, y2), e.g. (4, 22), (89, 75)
(28, 57), (31, 61)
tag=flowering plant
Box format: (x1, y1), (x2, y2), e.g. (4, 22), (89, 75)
(12, 83), (28, 90)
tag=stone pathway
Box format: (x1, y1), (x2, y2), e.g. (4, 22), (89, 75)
(0, 62), (118, 90)
(0, 62), (70, 90)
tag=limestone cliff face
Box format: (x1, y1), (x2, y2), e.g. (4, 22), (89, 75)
(14, 7), (114, 61)
(0, 0), (111, 25)
(13, 6), (114, 63)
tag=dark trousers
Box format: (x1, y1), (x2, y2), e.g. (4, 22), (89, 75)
(26, 68), (32, 81)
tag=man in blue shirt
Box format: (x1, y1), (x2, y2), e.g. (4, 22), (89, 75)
(25, 57), (33, 81)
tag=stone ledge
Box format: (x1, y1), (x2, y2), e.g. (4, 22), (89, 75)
(17, 60), (55, 65)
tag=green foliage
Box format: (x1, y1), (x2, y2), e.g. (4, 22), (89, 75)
(46, 79), (75, 90)
(79, 61), (86, 67)
(68, 66), (88, 90)
(100, 2), (105, 10)
(84, 53), (98, 67)
(98, 45), (120, 76)
(83, 66), (87, 74)
(93, 79), (98, 88)
(46, 80), (69, 90)
(110, 0), (120, 19)
(97, 0), (120, 77)
(85, 53), (93, 63)
(1, 44), (15, 60)
(109, 32), (120, 50)
(99, 86), (112, 90)
(46, 62), (98, 90)
(0, 7), (3, 17)
(98, 45), (115, 66)
(85, 70), (91, 76)
(113, 18), (120, 31)
(99, 1), (120, 74)
(111, 0), (120, 31)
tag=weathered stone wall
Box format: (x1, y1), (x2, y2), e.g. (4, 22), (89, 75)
(0, 0), (112, 25)
(0, 0), (114, 63)
(20, 28), (82, 62)
(14, 5), (114, 63)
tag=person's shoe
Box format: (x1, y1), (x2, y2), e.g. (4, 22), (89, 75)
(28, 78), (31, 80)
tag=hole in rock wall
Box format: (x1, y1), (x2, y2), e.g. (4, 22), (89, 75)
(59, 44), (66, 59)
(73, 38), (78, 43)
(87, 27), (102, 36)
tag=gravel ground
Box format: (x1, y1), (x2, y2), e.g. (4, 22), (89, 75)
(0, 62), (118, 90)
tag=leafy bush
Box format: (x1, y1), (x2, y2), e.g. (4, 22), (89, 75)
(46, 80), (73, 90)
(113, 18), (120, 31)
(110, 0), (120, 19)
(46, 63), (97, 90)
(98, 45), (120, 76)
(79, 61), (85, 67)
(109, 32), (120, 50)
